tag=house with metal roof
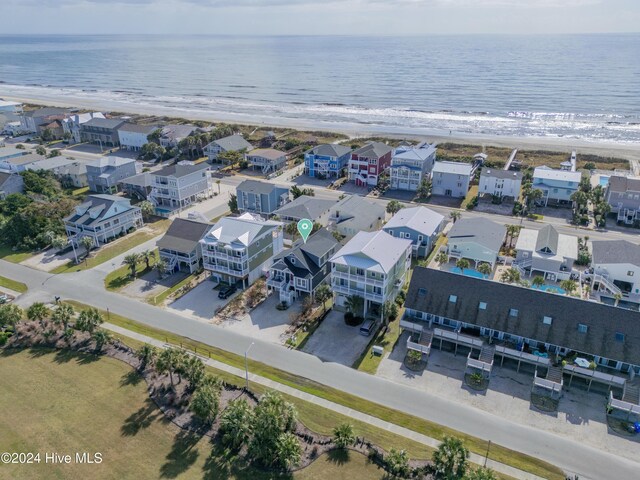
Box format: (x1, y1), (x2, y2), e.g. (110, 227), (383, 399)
(479, 168), (523, 200)
(588, 240), (640, 305)
(304, 144), (352, 179)
(383, 206), (445, 258)
(514, 225), (578, 281)
(236, 179), (290, 216)
(273, 195), (337, 226)
(330, 230), (412, 319)
(267, 228), (339, 305)
(117, 123), (159, 151)
(390, 142), (437, 192)
(532, 166), (582, 207)
(0, 152), (44, 173)
(431, 161), (474, 198)
(605, 175), (640, 226)
(0, 171), (24, 199)
(157, 218), (211, 274)
(63, 194), (143, 249)
(80, 117), (127, 147)
(148, 162), (212, 217)
(86, 156), (138, 194)
(204, 134), (253, 162)
(245, 148), (287, 175)
(348, 142), (393, 187)
(327, 195), (386, 240)
(200, 213), (284, 288)
(446, 217), (506, 268)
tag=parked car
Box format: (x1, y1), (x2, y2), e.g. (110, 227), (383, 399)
(359, 319), (376, 336)
(218, 285), (237, 299)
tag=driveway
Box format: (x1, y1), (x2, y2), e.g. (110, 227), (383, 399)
(120, 270), (189, 300)
(166, 277), (230, 321)
(218, 294), (299, 344)
(302, 310), (372, 366)
(21, 247), (77, 272)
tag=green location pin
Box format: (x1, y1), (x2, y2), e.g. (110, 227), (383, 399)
(297, 219), (313, 243)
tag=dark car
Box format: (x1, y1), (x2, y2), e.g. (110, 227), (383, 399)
(218, 285), (237, 299)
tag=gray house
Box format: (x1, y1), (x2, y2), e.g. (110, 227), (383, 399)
(236, 180), (290, 216)
(80, 117), (127, 147)
(432, 161), (474, 198)
(514, 225), (578, 281)
(86, 156), (138, 194)
(157, 218), (211, 274)
(327, 195), (386, 239)
(245, 148), (287, 175)
(267, 228), (340, 305)
(273, 195), (337, 226)
(605, 175), (640, 226)
(0, 171), (24, 199)
(383, 206), (445, 257)
(204, 134), (253, 162)
(446, 217), (506, 268)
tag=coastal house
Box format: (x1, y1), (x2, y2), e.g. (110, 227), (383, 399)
(0, 146), (29, 164)
(63, 194), (143, 248)
(327, 195), (385, 239)
(62, 112), (105, 144)
(40, 119), (65, 140)
(148, 162), (212, 216)
(267, 228), (339, 305)
(24, 155), (77, 174)
(605, 175), (640, 226)
(304, 144), (352, 179)
(80, 117), (127, 147)
(20, 107), (69, 135)
(431, 161), (474, 198)
(245, 148), (287, 175)
(200, 213), (284, 288)
(86, 156), (138, 194)
(403, 267), (640, 375)
(157, 218), (211, 274)
(273, 195), (337, 226)
(56, 161), (88, 188)
(236, 179), (290, 216)
(330, 230), (412, 319)
(204, 134), (253, 162)
(117, 123), (158, 151)
(0, 171), (24, 199)
(446, 217), (506, 268)
(119, 172), (153, 200)
(390, 142), (437, 191)
(0, 152), (44, 173)
(514, 225), (578, 281)
(589, 240), (640, 304)
(159, 124), (197, 149)
(382, 206), (445, 258)
(348, 142), (393, 187)
(532, 167), (582, 207)
(479, 168), (523, 200)
(0, 100), (21, 114)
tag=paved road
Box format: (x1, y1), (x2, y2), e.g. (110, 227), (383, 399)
(3, 259), (639, 480)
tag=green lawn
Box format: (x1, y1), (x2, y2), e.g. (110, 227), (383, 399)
(52, 220), (169, 274)
(353, 311), (403, 374)
(0, 244), (34, 264)
(104, 250), (158, 291)
(66, 301), (564, 480)
(0, 276), (28, 294)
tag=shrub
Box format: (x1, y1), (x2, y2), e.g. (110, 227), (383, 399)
(333, 423), (355, 449)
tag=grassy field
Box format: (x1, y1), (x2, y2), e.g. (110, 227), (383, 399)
(0, 348), (393, 480)
(51, 219), (169, 274)
(65, 301), (564, 480)
(0, 276), (28, 294)
(104, 250), (159, 291)
(0, 244), (34, 264)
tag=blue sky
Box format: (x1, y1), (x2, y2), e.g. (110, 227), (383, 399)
(1, 0), (638, 35)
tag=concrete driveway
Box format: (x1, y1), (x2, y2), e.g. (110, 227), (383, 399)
(166, 277), (230, 321)
(302, 310), (372, 366)
(121, 270), (189, 300)
(21, 247), (77, 272)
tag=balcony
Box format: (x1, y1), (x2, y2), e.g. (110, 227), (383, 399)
(267, 276), (286, 289)
(203, 249), (247, 263)
(203, 262), (247, 277)
(332, 282), (384, 303)
(332, 270), (385, 287)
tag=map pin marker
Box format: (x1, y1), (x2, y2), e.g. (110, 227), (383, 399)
(297, 219), (313, 243)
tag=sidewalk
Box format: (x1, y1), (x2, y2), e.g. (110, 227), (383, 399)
(104, 322), (545, 480)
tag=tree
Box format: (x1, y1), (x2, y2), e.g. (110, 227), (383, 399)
(432, 436), (469, 480)
(189, 383), (221, 424)
(51, 235), (68, 250)
(220, 398), (254, 450)
(314, 284), (332, 314)
(218, 150), (243, 166)
(139, 200), (155, 219)
(36, 145), (47, 156)
(41, 128), (54, 142)
(155, 258), (168, 278)
(532, 276), (545, 288)
(249, 390), (298, 467)
(332, 423), (355, 449)
(48, 149), (61, 158)
(560, 279), (577, 296)
(123, 253), (141, 278)
(80, 236), (94, 260)
(455, 258), (470, 271)
(136, 344), (158, 370)
(275, 432), (302, 469)
(290, 185), (314, 199)
(215, 179), (221, 195)
(417, 179), (432, 200)
(156, 347), (183, 385)
(183, 355), (206, 389)
(228, 193), (238, 213)
(92, 329), (112, 352)
(382, 300), (399, 326)
(386, 449), (410, 477)
(526, 188), (544, 210)
(500, 267), (521, 284)
(435, 252), (449, 266)
(140, 249), (154, 270)
(26, 302), (50, 323)
(505, 225), (522, 248)
(51, 303), (74, 330)
(477, 263), (492, 278)
(466, 466), (498, 480)
(345, 294), (364, 318)
(63, 132), (72, 143)
(76, 308), (104, 333)
(0, 304), (22, 328)
(449, 211), (461, 223)
(386, 200), (403, 215)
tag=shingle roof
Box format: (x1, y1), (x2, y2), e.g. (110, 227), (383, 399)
(274, 195), (337, 221)
(161, 124), (197, 140)
(480, 168), (523, 180)
(24, 156), (76, 171)
(433, 161), (473, 176)
(1, 153), (43, 165)
(118, 123), (158, 134)
(153, 162), (209, 178)
(247, 148), (286, 161)
(533, 167), (581, 183)
(405, 267), (640, 366)
(307, 144), (351, 158)
(607, 175), (640, 194)
(352, 142), (392, 159)
(118, 172), (152, 187)
(0, 172), (14, 185)
(83, 117), (126, 129)
(210, 134), (253, 152)
(64, 194), (137, 227)
(534, 225), (560, 253)
(237, 179), (287, 195)
(591, 240), (640, 267)
(88, 156), (136, 168)
(272, 228), (339, 278)
(330, 195), (385, 232)
(24, 107), (68, 118)
(383, 206), (444, 237)
(157, 218), (211, 254)
(448, 218), (506, 252)
(330, 230), (411, 274)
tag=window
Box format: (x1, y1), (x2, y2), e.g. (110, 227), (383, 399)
(388, 230), (393, 236)
(615, 332), (625, 342)
(418, 288), (427, 296)
(628, 271), (634, 277)
(356, 268), (364, 276)
(509, 308), (518, 317)
(449, 295), (457, 303)
(577, 323), (588, 333)
(479, 302), (487, 310)
(543, 316), (552, 325)
(417, 235), (423, 242)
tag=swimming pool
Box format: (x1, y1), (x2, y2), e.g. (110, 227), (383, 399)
(599, 175), (610, 187)
(532, 284), (566, 294)
(451, 267), (486, 279)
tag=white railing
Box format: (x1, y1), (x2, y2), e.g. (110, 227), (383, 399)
(433, 328), (484, 348)
(203, 262), (246, 276)
(407, 337), (431, 355)
(563, 364), (626, 388)
(267, 276), (286, 289)
(400, 319), (424, 333)
(331, 283), (384, 303)
(534, 374), (563, 393)
(332, 270), (385, 287)
(467, 355), (493, 373)
(494, 345), (551, 366)
(609, 391), (640, 415)
(589, 273), (622, 297)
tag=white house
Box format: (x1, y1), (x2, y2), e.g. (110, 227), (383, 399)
(446, 217), (506, 268)
(514, 225), (578, 281)
(390, 142), (436, 191)
(117, 123), (158, 151)
(204, 134), (253, 162)
(330, 230), (412, 319)
(431, 161), (474, 198)
(589, 240), (640, 304)
(479, 168), (523, 200)
(148, 162), (212, 216)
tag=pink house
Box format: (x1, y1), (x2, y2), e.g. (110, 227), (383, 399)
(348, 142), (393, 187)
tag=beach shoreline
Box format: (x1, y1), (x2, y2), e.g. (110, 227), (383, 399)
(3, 91), (640, 163)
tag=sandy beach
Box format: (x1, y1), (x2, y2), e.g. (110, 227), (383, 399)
(3, 91), (640, 163)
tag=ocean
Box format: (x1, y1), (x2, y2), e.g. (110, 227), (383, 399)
(1, 34), (639, 143)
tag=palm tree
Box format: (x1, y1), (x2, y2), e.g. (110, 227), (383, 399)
(26, 302), (50, 324)
(466, 466), (498, 480)
(449, 211), (461, 223)
(139, 200), (155, 220)
(155, 258), (168, 278)
(314, 284), (332, 314)
(220, 398), (254, 450)
(455, 258), (470, 271)
(215, 179), (221, 195)
(386, 448), (410, 478)
(51, 236), (68, 250)
(140, 249), (154, 270)
(136, 344), (158, 370)
(332, 423), (355, 449)
(76, 308), (104, 333)
(386, 200), (403, 215)
(614, 292), (623, 307)
(345, 295), (364, 318)
(526, 188), (544, 210)
(532, 276), (545, 288)
(500, 267), (521, 284)
(51, 303), (74, 330)
(92, 329), (112, 352)
(79, 236), (94, 261)
(435, 251), (449, 266)
(560, 279), (577, 296)
(477, 263), (492, 278)
(123, 253), (141, 278)
(432, 436), (470, 480)
(275, 432), (301, 469)
(0, 304), (23, 328)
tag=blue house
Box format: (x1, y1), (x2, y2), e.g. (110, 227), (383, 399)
(304, 144), (352, 179)
(236, 179), (290, 216)
(533, 167), (582, 207)
(382, 206), (445, 258)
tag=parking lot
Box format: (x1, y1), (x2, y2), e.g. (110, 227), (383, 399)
(166, 277), (230, 321)
(301, 310), (373, 366)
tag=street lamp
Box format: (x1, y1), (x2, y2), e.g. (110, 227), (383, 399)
(244, 342), (255, 390)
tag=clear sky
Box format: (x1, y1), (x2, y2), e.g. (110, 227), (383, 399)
(1, 0), (638, 35)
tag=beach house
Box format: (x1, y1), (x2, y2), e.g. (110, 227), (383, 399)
(148, 162), (212, 216)
(62, 112), (105, 144)
(446, 217), (506, 268)
(157, 218), (211, 274)
(348, 142), (393, 187)
(327, 195), (385, 239)
(605, 175), (640, 226)
(532, 167), (582, 207)
(330, 230), (412, 319)
(200, 213), (284, 288)
(589, 240), (640, 304)
(431, 161), (474, 198)
(80, 117), (127, 147)
(86, 156), (138, 194)
(514, 225), (578, 281)
(204, 134), (253, 162)
(159, 124), (198, 148)
(273, 195), (337, 226)
(0, 153), (44, 173)
(390, 142), (437, 191)
(383, 206), (445, 258)
(479, 168), (523, 200)
(0, 171), (24, 199)
(236, 179), (290, 216)
(304, 144), (352, 179)
(20, 107), (69, 135)
(117, 123), (159, 151)
(245, 148), (287, 175)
